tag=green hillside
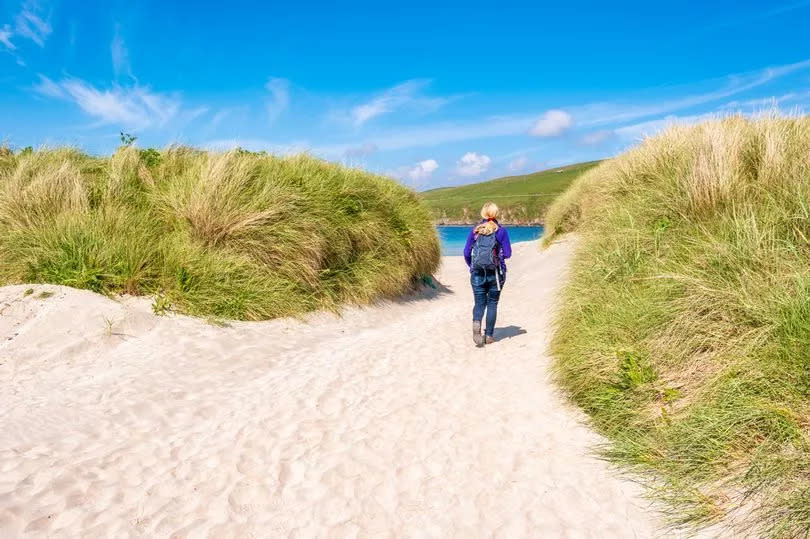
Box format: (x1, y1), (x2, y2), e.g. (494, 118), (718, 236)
(421, 161), (601, 223)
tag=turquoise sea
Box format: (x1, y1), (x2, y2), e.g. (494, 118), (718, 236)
(437, 225), (544, 256)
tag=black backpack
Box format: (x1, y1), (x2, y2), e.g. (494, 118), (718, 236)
(471, 232), (499, 271)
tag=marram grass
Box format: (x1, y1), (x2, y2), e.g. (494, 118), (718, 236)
(0, 146), (440, 320)
(543, 115), (810, 537)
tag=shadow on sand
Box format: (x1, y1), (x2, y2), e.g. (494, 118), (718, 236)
(494, 325), (527, 341)
(392, 275), (453, 305)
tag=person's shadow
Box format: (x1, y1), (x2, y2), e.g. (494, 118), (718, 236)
(494, 325), (527, 341)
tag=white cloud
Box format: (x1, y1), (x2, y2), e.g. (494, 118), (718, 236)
(581, 130), (615, 145)
(508, 156), (528, 172)
(349, 79), (449, 126)
(34, 77), (181, 130)
(265, 77), (290, 123)
(111, 26), (132, 78)
(407, 159), (439, 181)
(14, 3), (51, 47)
(387, 158), (440, 187)
(0, 24), (15, 49)
(456, 152), (491, 177)
(530, 109), (572, 137)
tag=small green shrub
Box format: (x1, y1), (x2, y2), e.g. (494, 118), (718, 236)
(151, 295), (171, 316)
(615, 350), (657, 390)
(138, 148), (161, 168)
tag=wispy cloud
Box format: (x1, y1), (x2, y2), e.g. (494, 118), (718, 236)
(1, 1), (52, 54)
(313, 115), (534, 156)
(723, 90), (810, 110)
(614, 105), (809, 143)
(572, 58), (810, 128)
(183, 106), (209, 123)
(265, 77), (290, 124)
(347, 79), (451, 126)
(701, 0), (810, 32)
(191, 58), (810, 177)
(32, 73), (63, 97)
(111, 25), (133, 79)
(34, 76), (182, 130)
(508, 156), (528, 172)
(310, 59), (810, 156)
(581, 130), (615, 145)
(206, 116), (528, 159)
(344, 142), (378, 158)
(13, 1), (51, 47)
(0, 24), (15, 50)
(613, 113), (715, 141)
(494, 145), (547, 163)
(210, 109), (231, 127)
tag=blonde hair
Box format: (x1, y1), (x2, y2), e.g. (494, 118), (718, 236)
(474, 202), (499, 235)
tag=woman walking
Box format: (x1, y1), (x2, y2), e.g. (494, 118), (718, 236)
(463, 202), (512, 346)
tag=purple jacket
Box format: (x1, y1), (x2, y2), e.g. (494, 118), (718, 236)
(463, 220), (512, 274)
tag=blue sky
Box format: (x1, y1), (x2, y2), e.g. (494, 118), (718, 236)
(2, 0), (810, 189)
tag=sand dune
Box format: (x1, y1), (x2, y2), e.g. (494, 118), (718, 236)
(0, 238), (663, 537)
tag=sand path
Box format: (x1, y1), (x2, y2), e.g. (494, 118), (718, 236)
(0, 238), (662, 538)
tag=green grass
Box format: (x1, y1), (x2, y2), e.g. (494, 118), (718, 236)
(543, 115), (810, 537)
(420, 161), (601, 223)
(0, 146), (440, 320)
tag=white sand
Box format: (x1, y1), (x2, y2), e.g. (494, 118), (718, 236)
(0, 238), (664, 538)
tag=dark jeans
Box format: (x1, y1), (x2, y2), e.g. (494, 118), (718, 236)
(471, 269), (505, 337)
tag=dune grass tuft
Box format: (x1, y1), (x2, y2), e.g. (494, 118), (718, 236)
(0, 146), (440, 320)
(544, 115), (810, 537)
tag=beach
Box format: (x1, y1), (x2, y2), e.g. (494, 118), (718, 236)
(0, 238), (661, 537)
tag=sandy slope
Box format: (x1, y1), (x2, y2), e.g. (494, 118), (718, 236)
(0, 238), (663, 538)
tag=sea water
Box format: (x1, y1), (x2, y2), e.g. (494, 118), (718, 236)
(437, 225), (544, 256)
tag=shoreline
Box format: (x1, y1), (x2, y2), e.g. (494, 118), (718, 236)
(435, 221), (544, 227)
(442, 237), (541, 256)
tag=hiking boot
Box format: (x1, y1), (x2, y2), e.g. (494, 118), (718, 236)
(485, 336), (495, 345)
(472, 321), (484, 347)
